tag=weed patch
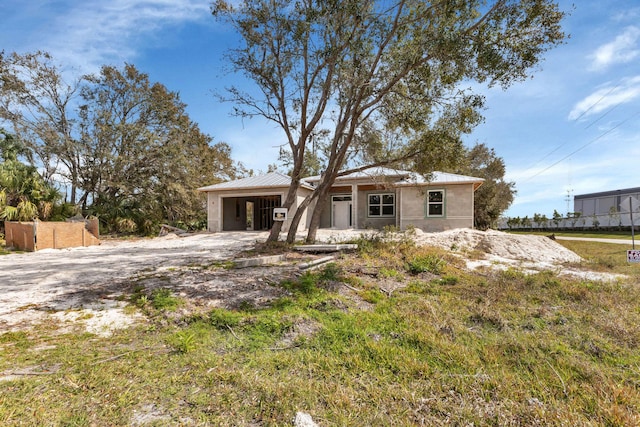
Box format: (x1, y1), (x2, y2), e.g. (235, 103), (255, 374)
(150, 288), (182, 311)
(2, 236), (640, 425)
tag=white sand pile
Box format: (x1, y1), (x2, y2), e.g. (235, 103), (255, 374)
(413, 228), (582, 264)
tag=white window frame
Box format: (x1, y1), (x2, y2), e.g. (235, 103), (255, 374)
(368, 193), (395, 217)
(426, 189), (445, 218)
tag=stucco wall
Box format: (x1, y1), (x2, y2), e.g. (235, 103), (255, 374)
(203, 179), (478, 233)
(398, 184), (475, 231)
(358, 189), (396, 230)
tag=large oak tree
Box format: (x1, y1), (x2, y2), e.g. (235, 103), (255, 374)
(213, 0), (566, 243)
(1, 53), (238, 233)
(453, 143), (515, 230)
(79, 64), (238, 233)
(0, 51), (82, 203)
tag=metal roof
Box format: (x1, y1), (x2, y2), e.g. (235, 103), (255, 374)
(402, 171), (485, 186)
(197, 171), (314, 192)
(304, 167), (410, 182)
(574, 187), (640, 200)
(304, 167), (484, 188)
(198, 168), (484, 192)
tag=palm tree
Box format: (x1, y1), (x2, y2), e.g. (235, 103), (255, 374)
(0, 130), (61, 221)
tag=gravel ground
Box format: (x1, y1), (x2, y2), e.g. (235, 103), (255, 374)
(0, 231), (267, 334)
(0, 228), (623, 335)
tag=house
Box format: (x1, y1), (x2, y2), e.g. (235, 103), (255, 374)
(197, 168), (484, 233)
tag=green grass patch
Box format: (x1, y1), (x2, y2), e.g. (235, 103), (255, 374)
(1, 238), (639, 425)
(510, 230), (633, 240)
(407, 253), (446, 274)
(558, 239), (640, 279)
(149, 288), (182, 311)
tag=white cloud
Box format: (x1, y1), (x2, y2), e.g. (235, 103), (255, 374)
(568, 76), (640, 120)
(588, 26), (640, 71)
(41, 0), (211, 73)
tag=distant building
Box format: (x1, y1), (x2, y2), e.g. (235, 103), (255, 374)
(574, 187), (640, 216)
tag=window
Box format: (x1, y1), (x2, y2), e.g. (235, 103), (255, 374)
(368, 193), (395, 217)
(426, 190), (445, 217)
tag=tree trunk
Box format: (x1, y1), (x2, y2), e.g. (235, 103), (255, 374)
(70, 183), (77, 206)
(266, 177), (301, 243)
(267, 219), (284, 242)
(285, 193), (316, 243)
(305, 181), (333, 243)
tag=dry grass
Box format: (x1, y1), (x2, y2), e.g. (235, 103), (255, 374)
(1, 238), (639, 425)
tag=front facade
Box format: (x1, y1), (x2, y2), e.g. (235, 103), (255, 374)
(198, 169), (483, 233)
(305, 169), (483, 232)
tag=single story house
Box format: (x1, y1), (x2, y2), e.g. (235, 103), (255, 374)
(197, 168), (484, 233)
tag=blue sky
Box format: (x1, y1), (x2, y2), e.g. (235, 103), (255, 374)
(1, 0), (639, 218)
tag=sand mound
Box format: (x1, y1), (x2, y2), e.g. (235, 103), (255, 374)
(414, 228), (582, 264)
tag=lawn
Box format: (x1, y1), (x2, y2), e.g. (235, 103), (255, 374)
(1, 235), (639, 426)
(509, 229), (635, 240)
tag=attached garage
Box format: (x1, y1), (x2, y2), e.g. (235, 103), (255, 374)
(198, 172), (313, 233)
(221, 195), (281, 231)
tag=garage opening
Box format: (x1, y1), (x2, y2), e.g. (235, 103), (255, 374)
(222, 195), (282, 231)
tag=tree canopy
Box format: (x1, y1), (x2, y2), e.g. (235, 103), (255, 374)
(453, 143), (516, 230)
(212, 0), (566, 242)
(0, 53), (240, 233)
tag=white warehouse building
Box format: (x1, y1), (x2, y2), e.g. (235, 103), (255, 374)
(574, 187), (640, 216)
(573, 186), (640, 227)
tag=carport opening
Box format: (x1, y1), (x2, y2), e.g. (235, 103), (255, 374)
(222, 195), (281, 231)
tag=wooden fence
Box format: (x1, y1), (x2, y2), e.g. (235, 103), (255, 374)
(4, 219), (100, 251)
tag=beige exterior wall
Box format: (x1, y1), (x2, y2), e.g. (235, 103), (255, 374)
(398, 184), (475, 231)
(315, 180), (476, 232)
(203, 177), (478, 233)
(298, 193), (314, 229)
(357, 189), (396, 229)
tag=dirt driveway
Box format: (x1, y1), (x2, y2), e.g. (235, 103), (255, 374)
(0, 232), (271, 333)
(0, 228), (626, 335)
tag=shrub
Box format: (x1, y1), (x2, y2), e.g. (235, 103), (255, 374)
(208, 308), (243, 329)
(407, 254), (446, 275)
(150, 288), (181, 311)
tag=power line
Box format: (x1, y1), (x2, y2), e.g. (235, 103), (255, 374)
(518, 86), (623, 177)
(523, 109), (640, 182)
(584, 102), (620, 130)
(572, 83), (620, 123)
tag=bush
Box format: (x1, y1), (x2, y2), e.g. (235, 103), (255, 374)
(150, 288), (181, 311)
(208, 308), (244, 329)
(407, 254), (446, 275)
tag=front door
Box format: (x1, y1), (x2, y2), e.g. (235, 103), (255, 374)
(332, 195), (352, 229)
